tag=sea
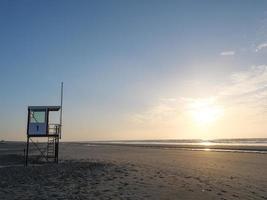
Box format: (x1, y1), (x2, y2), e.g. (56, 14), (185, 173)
(89, 138), (267, 154)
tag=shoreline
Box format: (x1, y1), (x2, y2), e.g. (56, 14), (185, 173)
(86, 142), (267, 154)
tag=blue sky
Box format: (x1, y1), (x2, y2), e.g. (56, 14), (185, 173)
(1, 0), (267, 140)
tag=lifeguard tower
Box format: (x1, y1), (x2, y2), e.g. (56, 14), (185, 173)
(25, 83), (63, 166)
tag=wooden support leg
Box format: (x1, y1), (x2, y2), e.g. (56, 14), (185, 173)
(25, 137), (29, 167)
(55, 138), (59, 163)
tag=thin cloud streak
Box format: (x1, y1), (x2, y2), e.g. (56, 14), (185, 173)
(256, 42), (267, 52)
(131, 98), (182, 126)
(220, 51), (235, 56)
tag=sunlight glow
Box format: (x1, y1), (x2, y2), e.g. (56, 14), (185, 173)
(188, 98), (223, 126)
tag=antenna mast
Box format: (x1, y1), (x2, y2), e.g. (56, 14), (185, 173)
(60, 82), (63, 138)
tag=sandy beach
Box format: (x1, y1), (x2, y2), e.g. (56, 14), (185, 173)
(0, 142), (267, 199)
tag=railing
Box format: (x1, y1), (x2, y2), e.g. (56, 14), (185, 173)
(48, 124), (61, 138)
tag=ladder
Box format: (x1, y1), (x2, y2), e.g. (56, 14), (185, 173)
(47, 137), (55, 162)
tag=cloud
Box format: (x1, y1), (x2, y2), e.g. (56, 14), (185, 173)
(131, 98), (181, 125)
(220, 51), (235, 56)
(256, 43), (267, 52)
(218, 65), (267, 112)
(131, 65), (267, 126)
(222, 65), (267, 95)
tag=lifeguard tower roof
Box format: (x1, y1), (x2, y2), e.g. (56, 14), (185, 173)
(28, 106), (61, 111)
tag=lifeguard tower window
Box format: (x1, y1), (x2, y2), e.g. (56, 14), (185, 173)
(28, 109), (48, 136)
(30, 111), (45, 123)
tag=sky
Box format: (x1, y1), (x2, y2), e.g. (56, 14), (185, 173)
(1, 0), (267, 141)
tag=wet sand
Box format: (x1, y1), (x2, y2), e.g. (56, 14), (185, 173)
(0, 142), (267, 199)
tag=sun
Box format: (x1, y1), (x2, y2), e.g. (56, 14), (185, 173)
(188, 98), (223, 125)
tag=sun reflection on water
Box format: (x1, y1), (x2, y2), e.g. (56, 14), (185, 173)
(200, 141), (213, 146)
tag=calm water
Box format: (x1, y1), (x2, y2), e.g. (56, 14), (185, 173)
(94, 138), (267, 146)
(90, 138), (267, 154)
